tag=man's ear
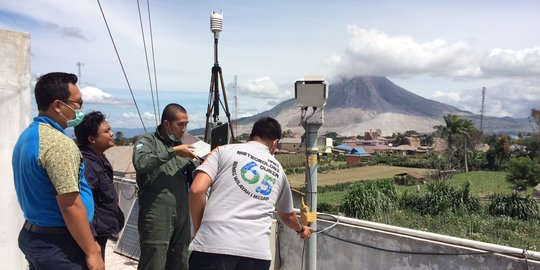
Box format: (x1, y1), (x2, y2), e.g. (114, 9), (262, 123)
(53, 100), (63, 112)
(88, 135), (95, 144)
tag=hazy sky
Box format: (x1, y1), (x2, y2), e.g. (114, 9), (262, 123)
(2, 0), (539, 130)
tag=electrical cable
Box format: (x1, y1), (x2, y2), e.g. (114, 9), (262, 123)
(300, 238), (306, 270)
(96, 0), (147, 132)
(146, 0), (160, 122)
(136, 0), (158, 127)
(313, 213), (340, 234)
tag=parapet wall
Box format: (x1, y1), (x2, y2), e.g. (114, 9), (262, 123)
(276, 215), (540, 270)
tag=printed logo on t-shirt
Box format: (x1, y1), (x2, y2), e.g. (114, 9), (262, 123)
(231, 150), (281, 201)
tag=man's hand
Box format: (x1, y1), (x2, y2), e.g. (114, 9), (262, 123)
(173, 144), (199, 160)
(298, 225), (314, 240)
(57, 193), (104, 270)
(86, 250), (104, 270)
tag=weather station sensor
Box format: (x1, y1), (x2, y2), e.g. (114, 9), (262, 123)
(204, 10), (235, 147)
(210, 11), (223, 39)
(295, 75), (328, 108)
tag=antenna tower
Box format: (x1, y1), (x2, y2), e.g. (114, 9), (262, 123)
(76, 61), (84, 80)
(480, 87), (486, 134)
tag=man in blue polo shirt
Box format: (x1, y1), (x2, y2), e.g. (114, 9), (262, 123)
(12, 72), (104, 270)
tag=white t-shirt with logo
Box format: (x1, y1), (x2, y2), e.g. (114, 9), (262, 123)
(189, 141), (294, 260)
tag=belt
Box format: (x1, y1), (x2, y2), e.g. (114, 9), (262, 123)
(23, 220), (69, 235)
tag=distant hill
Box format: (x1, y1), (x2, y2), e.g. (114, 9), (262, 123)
(192, 76), (531, 136)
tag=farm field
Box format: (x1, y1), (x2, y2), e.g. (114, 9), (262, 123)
(310, 169), (540, 251)
(287, 165), (432, 188)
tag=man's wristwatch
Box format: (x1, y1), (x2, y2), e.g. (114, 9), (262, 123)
(295, 226), (305, 234)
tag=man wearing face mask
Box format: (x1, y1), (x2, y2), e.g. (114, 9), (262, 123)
(132, 103), (199, 270)
(189, 117), (313, 270)
(12, 72), (104, 270)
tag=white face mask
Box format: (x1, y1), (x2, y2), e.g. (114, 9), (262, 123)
(166, 121), (180, 143)
(59, 101), (85, 128)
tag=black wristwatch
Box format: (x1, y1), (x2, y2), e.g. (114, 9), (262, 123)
(295, 226), (305, 234)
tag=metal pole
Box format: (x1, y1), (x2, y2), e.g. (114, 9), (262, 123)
(304, 123), (320, 270)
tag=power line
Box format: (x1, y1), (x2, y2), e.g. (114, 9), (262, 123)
(96, 0), (146, 132)
(146, 0), (160, 122)
(136, 0), (158, 127)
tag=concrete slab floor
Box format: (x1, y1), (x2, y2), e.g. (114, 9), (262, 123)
(105, 239), (138, 270)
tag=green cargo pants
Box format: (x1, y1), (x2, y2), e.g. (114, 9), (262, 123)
(137, 189), (190, 270)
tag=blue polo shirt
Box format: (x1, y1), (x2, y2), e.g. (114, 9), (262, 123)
(12, 116), (94, 227)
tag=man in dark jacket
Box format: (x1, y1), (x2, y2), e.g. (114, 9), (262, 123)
(132, 103), (198, 270)
(75, 111), (125, 260)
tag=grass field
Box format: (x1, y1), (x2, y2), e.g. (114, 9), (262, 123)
(310, 168), (540, 251)
(316, 169), (534, 206)
(287, 165), (432, 188)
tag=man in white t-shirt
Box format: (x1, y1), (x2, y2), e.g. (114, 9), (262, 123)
(189, 117), (313, 270)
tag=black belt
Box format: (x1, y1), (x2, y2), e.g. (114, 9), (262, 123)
(23, 220), (69, 235)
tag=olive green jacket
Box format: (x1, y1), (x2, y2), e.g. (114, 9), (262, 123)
(132, 128), (194, 198)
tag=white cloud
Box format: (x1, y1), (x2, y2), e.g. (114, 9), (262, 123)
(328, 26), (540, 80)
(431, 79), (540, 118)
(239, 77), (287, 99)
(122, 111), (155, 121)
(328, 26), (482, 79)
(432, 91), (462, 102)
(481, 47), (540, 77)
(81, 86), (130, 107)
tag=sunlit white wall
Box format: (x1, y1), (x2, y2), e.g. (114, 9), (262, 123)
(0, 29), (31, 269)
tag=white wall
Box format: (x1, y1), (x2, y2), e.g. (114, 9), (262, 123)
(0, 29), (32, 269)
(277, 217), (540, 270)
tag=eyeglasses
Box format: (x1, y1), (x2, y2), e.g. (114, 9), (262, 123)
(62, 99), (83, 107)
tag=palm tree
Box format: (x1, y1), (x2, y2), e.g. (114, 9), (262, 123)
(434, 114), (463, 150)
(460, 118), (475, 172)
(434, 114), (476, 172)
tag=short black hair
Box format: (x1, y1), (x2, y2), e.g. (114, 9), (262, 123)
(250, 117), (282, 141)
(35, 72), (78, 111)
(161, 103), (187, 124)
(74, 111), (106, 147)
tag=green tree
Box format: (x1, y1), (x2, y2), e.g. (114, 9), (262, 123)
(392, 133), (408, 146)
(486, 135), (511, 170)
(236, 133), (249, 141)
(115, 131), (125, 145)
(506, 156), (540, 190)
(324, 131), (339, 139)
(530, 108), (540, 134)
(434, 114), (464, 149)
(434, 114), (476, 172)
(282, 129), (295, 138)
(460, 118), (476, 172)
(403, 130), (419, 137)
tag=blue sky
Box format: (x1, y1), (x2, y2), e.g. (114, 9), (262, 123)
(2, 0), (540, 131)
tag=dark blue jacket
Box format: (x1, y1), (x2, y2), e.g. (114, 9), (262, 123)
(80, 146), (125, 237)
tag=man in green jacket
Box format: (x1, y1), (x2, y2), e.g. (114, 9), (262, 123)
(132, 103), (198, 270)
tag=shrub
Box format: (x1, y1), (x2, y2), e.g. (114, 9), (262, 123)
(318, 202), (339, 214)
(488, 192), (540, 220)
(506, 156), (540, 190)
(400, 181), (480, 216)
(339, 180), (397, 219)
